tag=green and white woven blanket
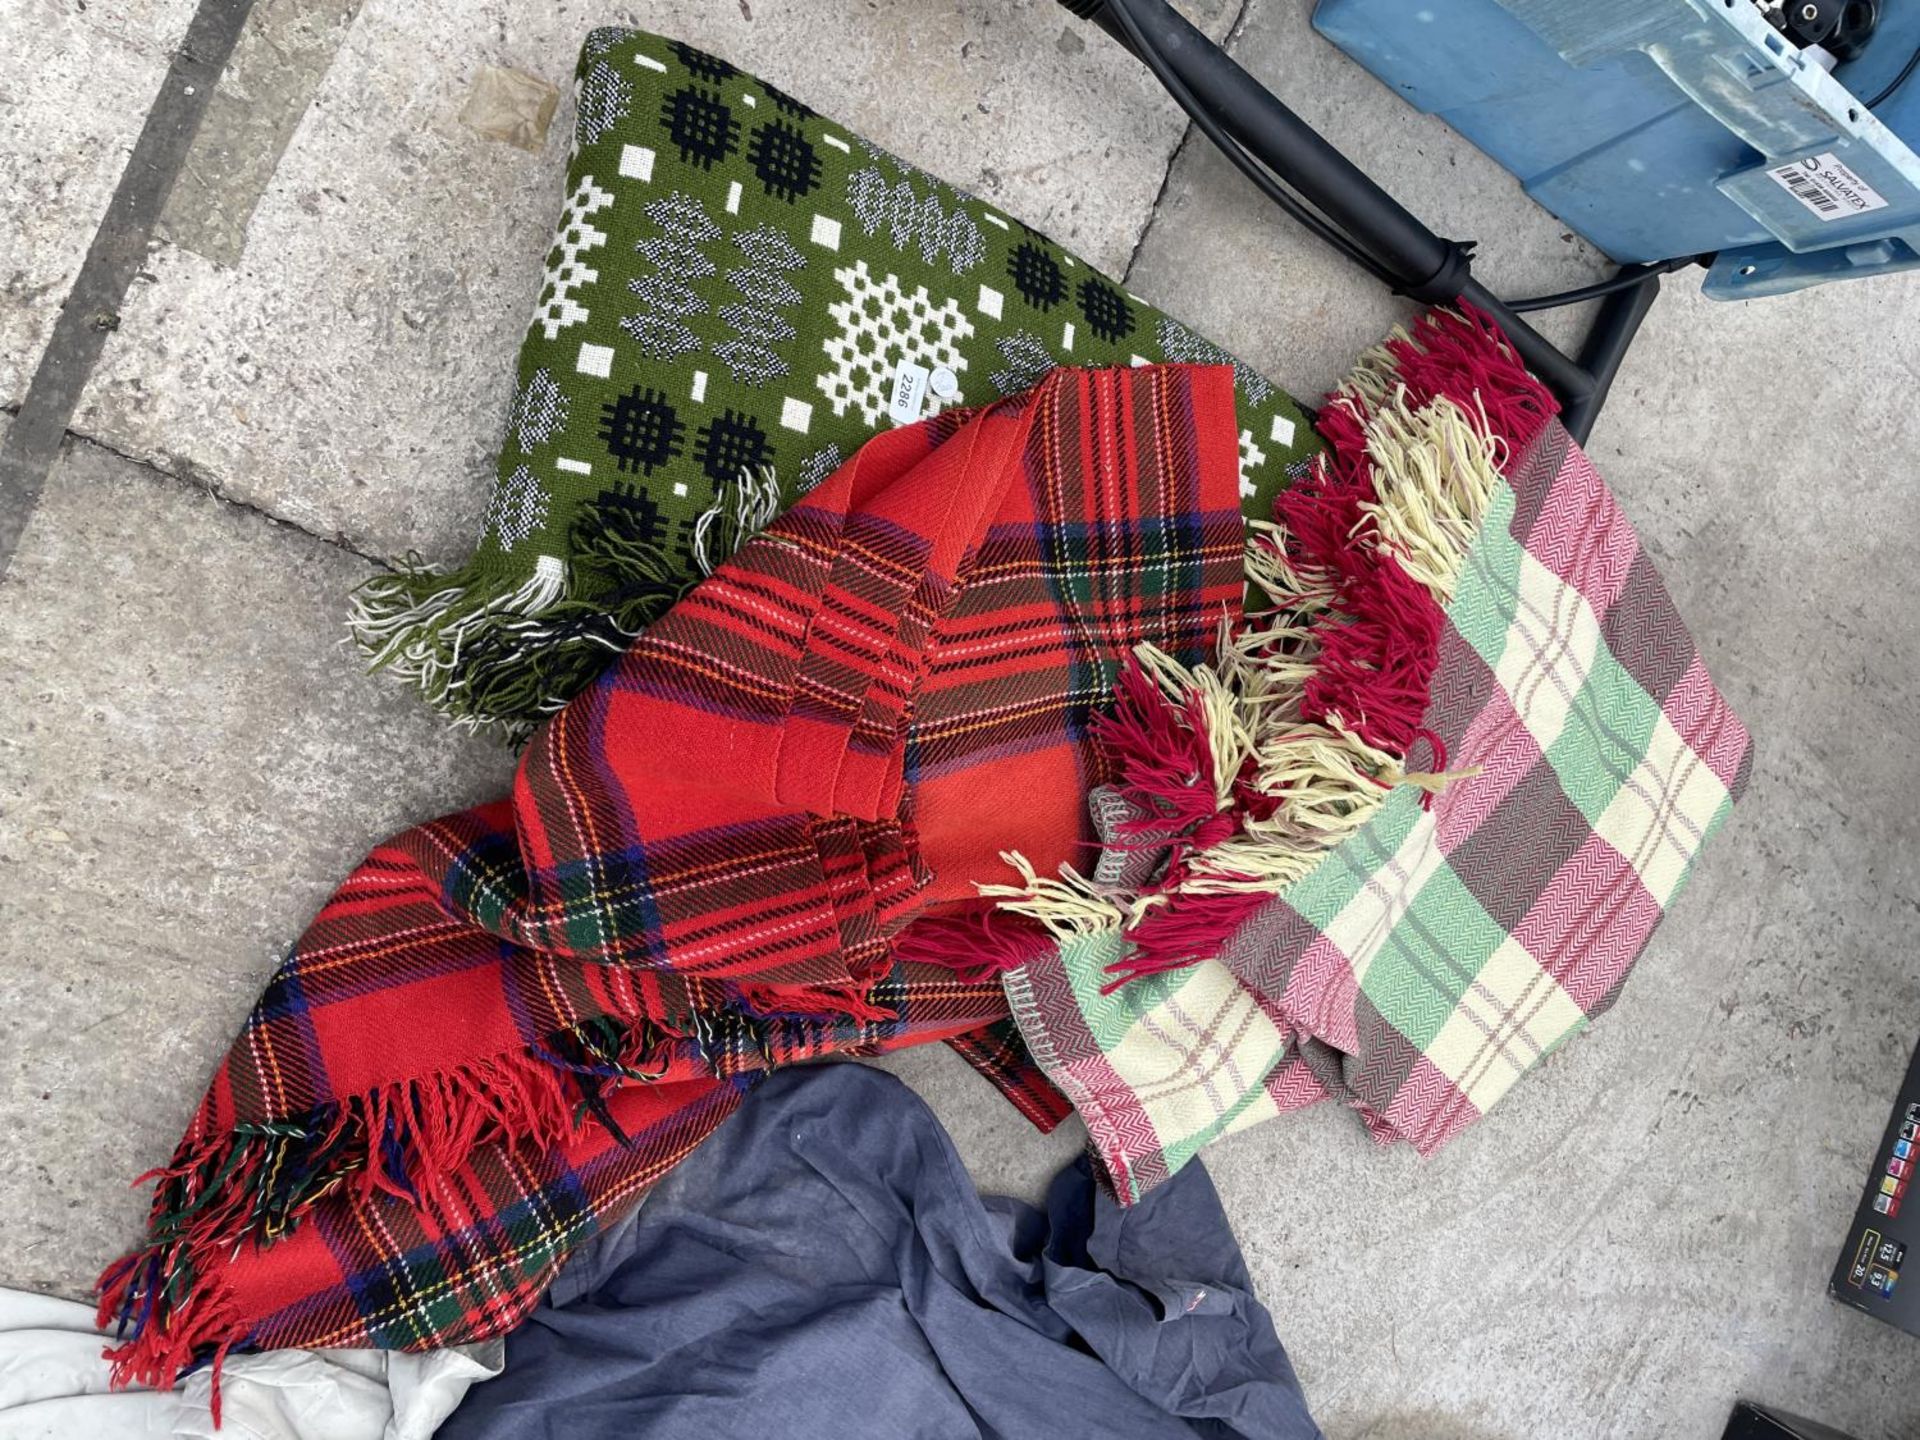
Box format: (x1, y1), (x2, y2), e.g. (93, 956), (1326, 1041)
(977, 308), (1752, 1203)
(350, 27), (1321, 738)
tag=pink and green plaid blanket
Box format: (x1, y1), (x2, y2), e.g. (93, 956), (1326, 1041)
(994, 309), (1752, 1203)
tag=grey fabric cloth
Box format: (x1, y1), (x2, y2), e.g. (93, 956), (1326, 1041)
(0, 1286), (499, 1440)
(440, 1064), (1321, 1440)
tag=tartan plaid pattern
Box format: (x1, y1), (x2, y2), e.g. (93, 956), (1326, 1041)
(225, 1006), (1049, 1361)
(102, 362), (1242, 1383)
(1005, 418), (1752, 1204)
(234, 1078), (745, 1357)
(505, 362), (1245, 982)
(941, 1016), (1074, 1132)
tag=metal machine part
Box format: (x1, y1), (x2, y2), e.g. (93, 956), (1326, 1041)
(1756, 0), (1881, 62)
(1059, 0), (1662, 440)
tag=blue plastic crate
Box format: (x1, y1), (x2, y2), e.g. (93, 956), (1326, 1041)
(1312, 0), (1920, 298)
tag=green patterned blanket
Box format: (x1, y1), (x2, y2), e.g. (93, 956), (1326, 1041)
(350, 28), (1320, 738)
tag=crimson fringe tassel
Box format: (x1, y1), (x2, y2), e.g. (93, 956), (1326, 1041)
(1090, 659), (1220, 836)
(893, 906), (1057, 984)
(1279, 465), (1449, 756)
(1272, 303), (1556, 762)
(1103, 889), (1272, 990)
(1095, 304), (1557, 988)
(93, 1014), (673, 1402)
(1385, 303), (1557, 449)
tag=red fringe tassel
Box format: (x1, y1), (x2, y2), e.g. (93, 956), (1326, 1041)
(1090, 658), (1220, 835)
(93, 1037), (630, 1402)
(1103, 889), (1271, 990)
(1386, 303), (1557, 453)
(893, 905), (1056, 984)
(1092, 305), (1557, 989)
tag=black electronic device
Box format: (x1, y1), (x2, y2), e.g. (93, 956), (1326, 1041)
(1831, 1039), (1920, 1336)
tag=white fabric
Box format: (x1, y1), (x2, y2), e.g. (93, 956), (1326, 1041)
(0, 1287), (500, 1440)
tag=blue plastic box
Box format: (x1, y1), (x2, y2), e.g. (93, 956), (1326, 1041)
(1312, 0), (1920, 298)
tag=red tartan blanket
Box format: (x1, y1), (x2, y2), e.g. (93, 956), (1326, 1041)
(98, 364), (1246, 1405)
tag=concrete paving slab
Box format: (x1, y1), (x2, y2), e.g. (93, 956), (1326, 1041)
(1115, 4), (1920, 1435)
(70, 0), (1237, 566)
(872, 1043), (1089, 1205)
(157, 0), (364, 268)
(0, 0), (199, 408)
(0, 422), (515, 1299)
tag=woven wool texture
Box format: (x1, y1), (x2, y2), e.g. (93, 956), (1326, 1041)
(350, 27), (1320, 737)
(101, 364), (1244, 1395)
(996, 311), (1752, 1204)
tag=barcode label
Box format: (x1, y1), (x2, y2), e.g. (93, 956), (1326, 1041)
(1783, 169), (1839, 215)
(1766, 152), (1889, 223)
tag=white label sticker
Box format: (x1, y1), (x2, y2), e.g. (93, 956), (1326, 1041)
(887, 359), (930, 425)
(1766, 153), (1889, 222)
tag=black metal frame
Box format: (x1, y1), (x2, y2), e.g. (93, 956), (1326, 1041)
(1068, 0), (1666, 443)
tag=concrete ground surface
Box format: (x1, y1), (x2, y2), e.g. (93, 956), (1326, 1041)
(2, 0), (1916, 1435)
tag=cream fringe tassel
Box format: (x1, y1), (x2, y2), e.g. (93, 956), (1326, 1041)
(346, 552), (569, 726)
(349, 467), (782, 739)
(988, 326), (1510, 942)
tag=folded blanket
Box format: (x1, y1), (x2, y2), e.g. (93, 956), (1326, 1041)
(347, 27), (1319, 740)
(99, 363), (1247, 1400)
(437, 1065), (1323, 1440)
(985, 309), (1753, 1202)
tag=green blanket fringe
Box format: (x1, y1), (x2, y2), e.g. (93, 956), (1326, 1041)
(346, 27), (1323, 742)
(348, 471), (779, 743)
